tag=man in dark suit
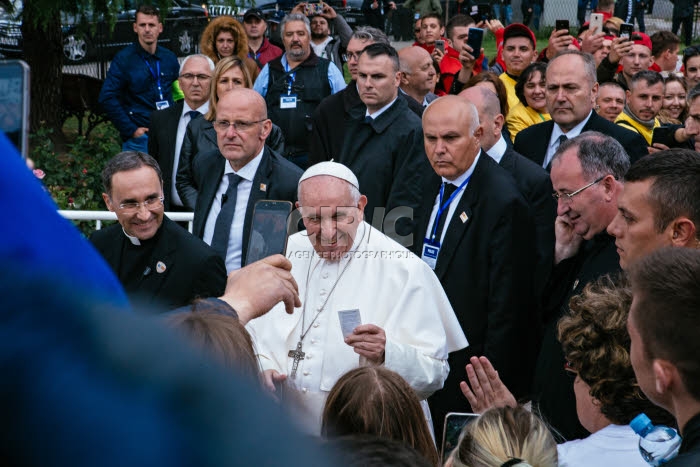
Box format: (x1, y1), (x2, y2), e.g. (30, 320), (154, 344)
(192, 89), (302, 273)
(415, 96), (538, 442)
(461, 85), (555, 300)
(533, 131), (628, 440)
(514, 50), (648, 170)
(148, 54), (214, 211)
(91, 151), (227, 310)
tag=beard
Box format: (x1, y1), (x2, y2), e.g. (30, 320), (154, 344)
(287, 45), (308, 61)
(311, 31), (326, 40)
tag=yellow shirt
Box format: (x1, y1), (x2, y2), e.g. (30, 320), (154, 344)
(506, 102), (551, 142)
(615, 111), (660, 145)
(499, 72), (520, 114)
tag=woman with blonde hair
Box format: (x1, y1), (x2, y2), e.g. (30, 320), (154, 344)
(447, 406), (557, 467)
(199, 15), (259, 81)
(321, 367), (439, 467)
(176, 56), (284, 209)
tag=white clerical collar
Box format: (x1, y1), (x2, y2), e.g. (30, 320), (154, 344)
(224, 146), (264, 182)
(485, 135), (507, 164)
(366, 96), (398, 120)
(443, 151), (480, 186)
(122, 227), (141, 246)
(181, 100), (210, 119)
(550, 110), (593, 150)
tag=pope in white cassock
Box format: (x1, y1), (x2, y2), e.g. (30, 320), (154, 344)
(246, 161), (468, 434)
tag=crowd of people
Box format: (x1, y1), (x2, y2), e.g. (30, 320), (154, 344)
(9, 2), (700, 465)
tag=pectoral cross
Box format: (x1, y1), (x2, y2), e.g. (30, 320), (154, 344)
(288, 341), (305, 379)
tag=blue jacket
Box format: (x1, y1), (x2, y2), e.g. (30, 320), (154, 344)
(98, 42), (180, 141)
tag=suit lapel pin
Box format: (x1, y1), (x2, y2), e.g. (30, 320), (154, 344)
(260, 183), (267, 192)
(460, 212), (468, 223)
(156, 261), (167, 274)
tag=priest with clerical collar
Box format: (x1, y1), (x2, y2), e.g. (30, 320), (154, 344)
(246, 161), (468, 434)
(91, 151), (227, 310)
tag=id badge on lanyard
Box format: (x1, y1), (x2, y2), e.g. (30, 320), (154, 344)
(281, 63), (297, 109)
(144, 57), (169, 109)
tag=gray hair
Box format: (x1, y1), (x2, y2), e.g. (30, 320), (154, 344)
(351, 26), (390, 45)
(102, 151), (163, 196)
(553, 131), (630, 180)
(549, 50), (597, 86)
(179, 54), (216, 74)
(281, 13), (311, 36)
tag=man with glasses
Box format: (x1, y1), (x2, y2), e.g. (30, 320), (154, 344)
(99, 5), (180, 153)
(191, 89), (301, 273)
(532, 131), (629, 441)
(91, 151), (227, 310)
(148, 54), (214, 211)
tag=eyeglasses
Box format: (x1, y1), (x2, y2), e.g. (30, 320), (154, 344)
(118, 196), (164, 213)
(552, 175), (606, 203)
(213, 119), (266, 132)
(179, 73), (212, 82)
(342, 52), (362, 62)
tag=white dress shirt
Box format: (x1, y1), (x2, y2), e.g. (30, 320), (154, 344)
(202, 147), (264, 272)
(424, 152), (480, 246)
(485, 135), (508, 165)
(365, 96), (398, 120)
(173, 101), (209, 206)
(543, 110), (593, 169)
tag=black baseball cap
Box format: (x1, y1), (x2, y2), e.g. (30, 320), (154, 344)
(244, 8), (265, 21)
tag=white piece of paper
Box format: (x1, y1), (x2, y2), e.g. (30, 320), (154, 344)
(338, 309), (362, 338)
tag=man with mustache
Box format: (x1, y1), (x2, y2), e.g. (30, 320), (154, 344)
(514, 50), (648, 171)
(254, 13), (346, 169)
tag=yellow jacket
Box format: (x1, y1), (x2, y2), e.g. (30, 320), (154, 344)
(615, 111), (659, 145)
(499, 73), (520, 114)
(506, 102), (551, 142)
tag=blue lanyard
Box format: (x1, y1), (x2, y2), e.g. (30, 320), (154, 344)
(284, 60), (296, 95)
(143, 57), (163, 101)
(429, 176), (471, 244)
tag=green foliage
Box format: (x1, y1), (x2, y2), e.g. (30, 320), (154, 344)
(30, 123), (121, 235)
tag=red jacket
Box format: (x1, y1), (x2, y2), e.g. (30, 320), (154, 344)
(414, 41), (463, 95)
(248, 38), (283, 67)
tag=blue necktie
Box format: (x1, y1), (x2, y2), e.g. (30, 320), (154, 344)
(364, 115), (374, 125)
(188, 110), (201, 120)
(211, 173), (242, 260)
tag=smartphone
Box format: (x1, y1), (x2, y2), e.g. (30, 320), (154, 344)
(0, 60), (30, 159)
(304, 2), (324, 15)
(555, 19), (569, 32)
(441, 412), (479, 462)
(435, 39), (445, 54)
(468, 5), (480, 23)
(466, 28), (484, 56)
(477, 3), (491, 21)
(651, 126), (676, 147)
(589, 13), (604, 34)
(620, 22), (634, 39)
(244, 200), (293, 266)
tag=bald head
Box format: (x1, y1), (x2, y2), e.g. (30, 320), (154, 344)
(215, 88), (272, 170)
(459, 86), (503, 151)
(399, 46), (436, 103)
(423, 96), (483, 180)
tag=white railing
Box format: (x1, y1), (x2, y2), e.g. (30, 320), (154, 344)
(58, 210), (195, 233)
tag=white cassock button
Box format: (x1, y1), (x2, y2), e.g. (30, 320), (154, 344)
(303, 371), (310, 376)
(313, 323), (320, 328)
(302, 387), (308, 393)
(317, 306), (323, 311)
(320, 289), (327, 296)
(306, 354), (312, 359)
(311, 338), (317, 344)
(322, 272), (329, 279)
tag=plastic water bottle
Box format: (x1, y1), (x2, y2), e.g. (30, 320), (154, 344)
(630, 413), (682, 466)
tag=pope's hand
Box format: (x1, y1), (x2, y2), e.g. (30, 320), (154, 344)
(262, 369), (287, 394)
(459, 356), (517, 414)
(218, 254), (301, 325)
(345, 324), (386, 364)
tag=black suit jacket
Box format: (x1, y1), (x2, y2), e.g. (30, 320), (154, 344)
(90, 216), (227, 310)
(412, 152), (538, 441)
(148, 101), (184, 210)
(192, 147), (302, 266)
(498, 146), (556, 300)
(513, 111), (649, 169)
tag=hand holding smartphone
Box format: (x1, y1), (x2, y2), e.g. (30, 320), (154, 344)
(244, 200), (293, 266)
(619, 22), (634, 40)
(466, 28), (484, 58)
(435, 40), (445, 54)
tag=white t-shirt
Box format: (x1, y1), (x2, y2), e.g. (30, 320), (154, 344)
(558, 424), (647, 467)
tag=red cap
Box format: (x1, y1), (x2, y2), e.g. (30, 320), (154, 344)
(632, 32), (652, 51)
(502, 23), (536, 49)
